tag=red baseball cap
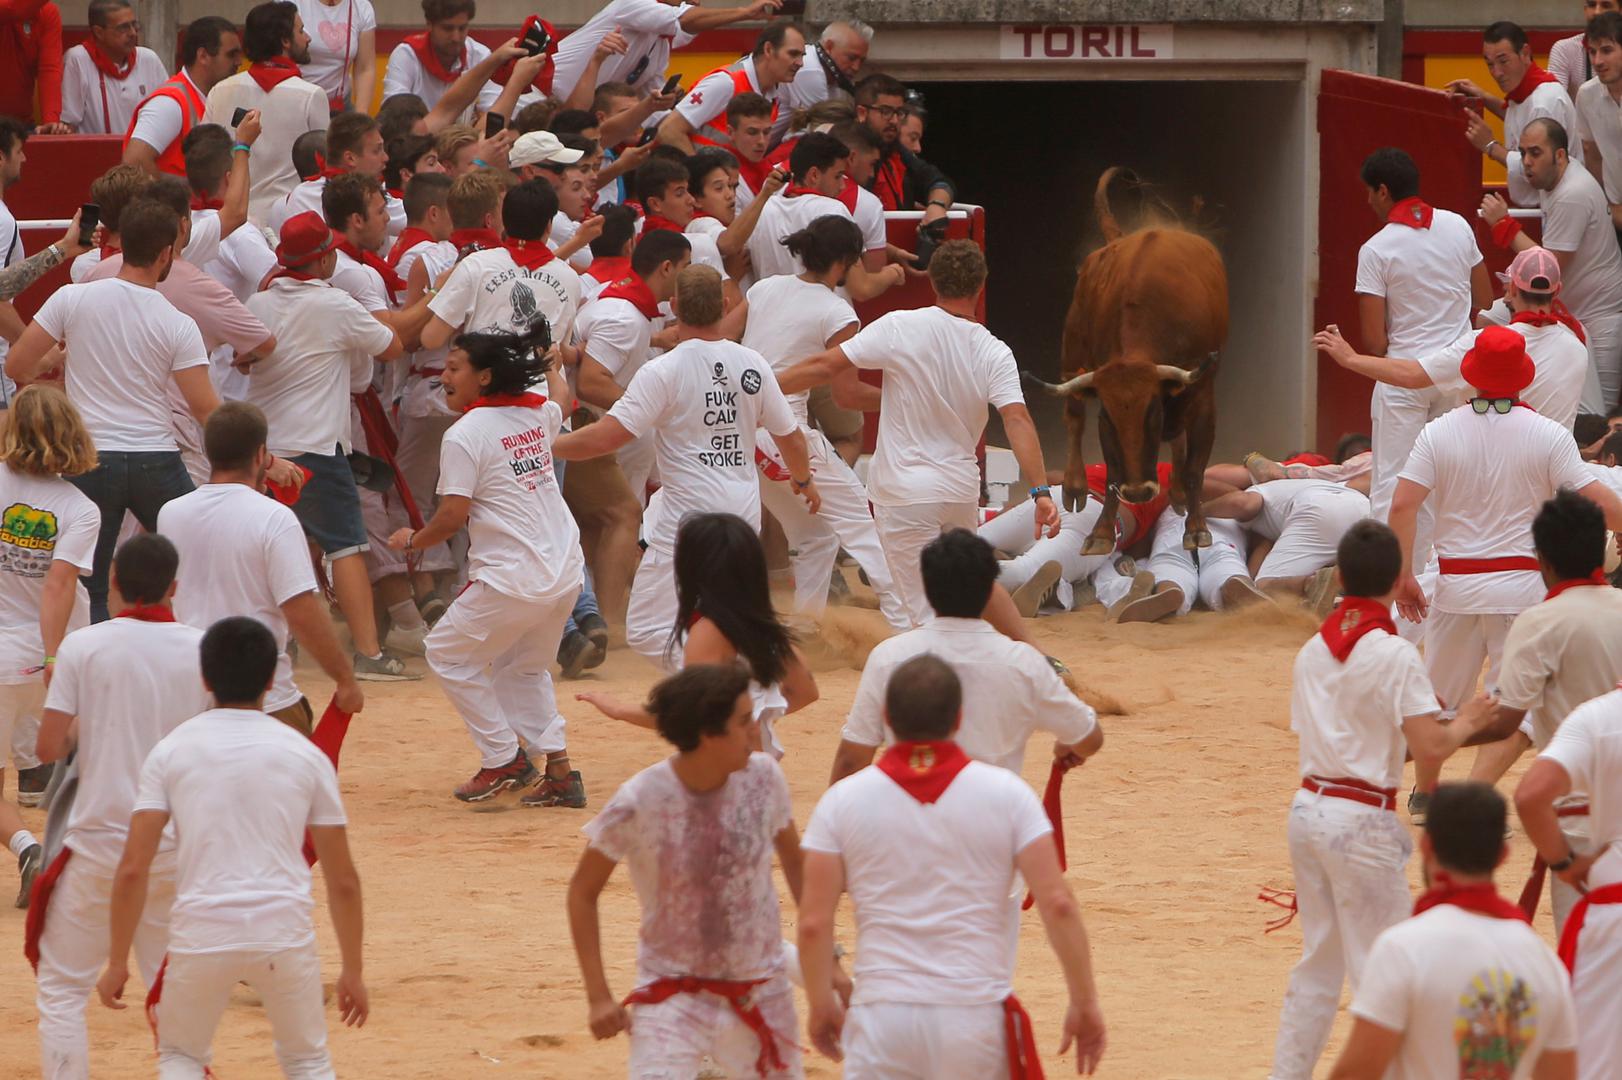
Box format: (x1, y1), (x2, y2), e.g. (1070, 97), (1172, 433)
(1460, 324), (1536, 399)
(1496, 246), (1562, 294)
(276, 211), (341, 269)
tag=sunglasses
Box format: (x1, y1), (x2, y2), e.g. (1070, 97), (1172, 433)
(1470, 397), (1516, 414)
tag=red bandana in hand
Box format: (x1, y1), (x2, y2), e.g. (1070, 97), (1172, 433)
(116, 604), (176, 622)
(335, 237), (406, 303)
(491, 15), (557, 94)
(599, 270), (662, 320)
(247, 56), (302, 93)
(875, 740), (972, 804)
(1318, 597), (1395, 663)
(85, 38), (135, 80)
(1546, 569), (1608, 601)
(465, 392), (547, 412)
(403, 31), (465, 84)
(1413, 877), (1529, 922)
(1386, 196), (1433, 230)
(504, 238), (556, 269)
(386, 226), (436, 269)
(1505, 62), (1559, 104)
(1513, 305), (1587, 345)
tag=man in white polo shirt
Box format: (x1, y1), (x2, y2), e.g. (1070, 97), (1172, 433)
(658, 20), (805, 154)
(1483, 117), (1622, 413)
(1550, 0), (1620, 97)
(5, 199), (218, 622)
(778, 240), (1058, 630)
(60, 0), (168, 135)
(1353, 147), (1487, 573)
(1576, 12), (1622, 209)
(27, 535), (208, 1080)
(799, 653), (1108, 1077)
(1327, 783), (1577, 1080)
(828, 529), (1101, 784)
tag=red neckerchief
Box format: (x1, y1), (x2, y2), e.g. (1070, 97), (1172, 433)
(116, 604), (176, 622)
(1318, 597), (1395, 663)
(691, 210), (720, 223)
(451, 227), (502, 251)
(264, 266), (324, 287)
(247, 56), (302, 93)
(1513, 305), (1587, 345)
(386, 226), (435, 269)
(586, 255), (631, 284)
(403, 31), (466, 84)
(99, 242), (120, 260)
(641, 213), (685, 234)
(334, 237), (406, 302)
(785, 183), (826, 201)
(386, 186), (404, 200)
(727, 147), (772, 196)
(1505, 63), (1559, 104)
(190, 194), (222, 212)
(490, 15), (557, 93)
(464, 392), (547, 412)
(1546, 569), (1608, 601)
(835, 176), (862, 214)
(875, 740), (972, 804)
(504, 237), (556, 269)
(85, 38), (135, 79)
(1386, 196), (1433, 230)
(310, 152), (346, 181)
(599, 270), (662, 320)
(1413, 876), (1530, 922)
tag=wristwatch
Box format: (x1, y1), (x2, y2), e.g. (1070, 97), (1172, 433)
(1549, 851), (1577, 873)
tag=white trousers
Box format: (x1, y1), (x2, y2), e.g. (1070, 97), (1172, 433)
(872, 502), (979, 627)
(626, 973), (802, 1079)
(156, 942), (332, 1079)
(37, 859), (174, 1080)
(626, 547), (680, 670)
(425, 580), (573, 767)
(1369, 382), (1438, 573)
(978, 492), (1110, 594)
(1582, 309), (1622, 414)
(1569, 900), (1622, 1080)
(0, 679), (45, 771)
(1257, 494), (1370, 582)
(1423, 610), (1515, 715)
(843, 1000), (1009, 1080)
(758, 430), (908, 631)
(1270, 789), (1412, 1080)
(1149, 511), (1251, 614)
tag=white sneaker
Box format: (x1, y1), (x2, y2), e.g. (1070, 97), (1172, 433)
(383, 622), (428, 657)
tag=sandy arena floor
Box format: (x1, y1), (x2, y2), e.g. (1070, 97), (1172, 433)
(0, 592), (1552, 1079)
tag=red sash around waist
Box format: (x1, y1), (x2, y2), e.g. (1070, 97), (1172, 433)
(1438, 556), (1540, 575)
(623, 976), (786, 1077)
(1558, 880), (1622, 974)
(1301, 775), (1398, 811)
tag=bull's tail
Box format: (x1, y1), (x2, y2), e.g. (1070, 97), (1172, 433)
(1094, 167), (1132, 244)
(1094, 167), (1183, 242)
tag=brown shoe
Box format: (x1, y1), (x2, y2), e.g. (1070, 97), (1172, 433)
(1105, 570), (1156, 621)
(1219, 575), (1273, 611)
(1115, 584), (1185, 624)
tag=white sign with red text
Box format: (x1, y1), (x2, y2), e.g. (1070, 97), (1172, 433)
(1001, 24), (1174, 61)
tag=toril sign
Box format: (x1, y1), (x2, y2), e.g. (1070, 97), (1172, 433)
(1000, 25), (1174, 61)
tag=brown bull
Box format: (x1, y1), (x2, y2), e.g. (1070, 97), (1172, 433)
(1025, 169), (1228, 556)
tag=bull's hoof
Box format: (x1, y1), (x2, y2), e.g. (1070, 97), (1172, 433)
(1081, 534), (1114, 557)
(1063, 486), (1086, 513)
(1183, 528), (1212, 551)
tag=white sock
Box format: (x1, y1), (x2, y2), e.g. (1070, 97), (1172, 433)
(8, 829), (38, 857)
(388, 599), (425, 630)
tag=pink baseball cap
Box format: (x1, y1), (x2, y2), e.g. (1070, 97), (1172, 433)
(1496, 246), (1562, 294)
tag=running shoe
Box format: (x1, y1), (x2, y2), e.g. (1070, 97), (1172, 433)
(1408, 789), (1430, 825)
(16, 842), (42, 909)
(383, 621), (428, 657)
(15, 764), (51, 808)
(353, 651), (421, 681)
(557, 630), (603, 679)
(520, 770), (587, 809)
(1010, 560), (1063, 618)
(453, 750), (539, 802)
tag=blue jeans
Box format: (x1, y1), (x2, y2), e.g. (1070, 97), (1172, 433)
(69, 450), (195, 621)
(553, 459), (599, 634)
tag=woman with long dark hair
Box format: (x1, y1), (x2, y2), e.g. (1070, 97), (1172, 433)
(578, 512), (817, 757)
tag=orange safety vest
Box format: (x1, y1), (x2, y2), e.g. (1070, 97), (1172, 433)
(689, 63), (778, 148)
(122, 71), (204, 176)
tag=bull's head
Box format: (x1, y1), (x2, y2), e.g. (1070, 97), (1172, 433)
(1025, 353), (1215, 503)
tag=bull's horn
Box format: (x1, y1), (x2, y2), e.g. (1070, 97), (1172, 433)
(1154, 364), (1200, 385)
(1023, 369), (1095, 396)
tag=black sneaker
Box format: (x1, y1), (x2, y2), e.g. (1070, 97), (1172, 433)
(15, 764), (51, 808)
(453, 749), (538, 802)
(1408, 789), (1430, 825)
(578, 612), (609, 650)
(353, 650), (421, 682)
(520, 770), (587, 809)
(557, 629), (603, 679)
(16, 842), (42, 909)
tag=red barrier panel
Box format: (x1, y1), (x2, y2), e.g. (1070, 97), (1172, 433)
(3, 135), (121, 320)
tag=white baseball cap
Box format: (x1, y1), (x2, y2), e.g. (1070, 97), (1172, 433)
(509, 131), (585, 168)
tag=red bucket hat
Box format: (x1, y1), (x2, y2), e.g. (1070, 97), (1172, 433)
(1460, 325), (1536, 400)
(276, 211), (341, 269)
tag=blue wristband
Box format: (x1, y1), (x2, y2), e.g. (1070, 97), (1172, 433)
(472, 158), (490, 168)
(233, 142), (251, 153)
(1031, 486), (1053, 501)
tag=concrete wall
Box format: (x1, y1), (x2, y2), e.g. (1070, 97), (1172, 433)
(1406, 0), (1574, 29)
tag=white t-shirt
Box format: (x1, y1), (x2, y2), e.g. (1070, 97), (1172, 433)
(1539, 161), (1622, 321)
(1505, 81), (1584, 206)
(1249, 477), (1371, 538)
(1354, 209), (1482, 357)
(294, 0), (377, 104)
(157, 483), (320, 714)
(331, 247), (390, 312)
(204, 218), (279, 303)
(32, 278), (209, 453)
(247, 277), (395, 455)
(265, 178), (405, 246)
(740, 274), (857, 425)
(427, 246), (581, 345)
(801, 759), (1052, 1005)
(1290, 628), (1437, 790)
(1418, 321), (1587, 430)
(127, 70), (205, 158)
(675, 55), (774, 137)
(840, 306), (1024, 508)
(203, 72), (331, 227)
(46, 618), (208, 871)
(1542, 688), (1622, 890)
(841, 617), (1096, 774)
(852, 184), (887, 253)
(1350, 906), (1578, 1079)
(61, 44), (168, 134)
(1497, 587), (1622, 751)
(134, 708), (347, 954)
(1576, 78), (1622, 204)
(607, 338), (798, 553)
(576, 295), (653, 390)
(1400, 406), (1597, 614)
(438, 399), (583, 601)
(1550, 33), (1591, 98)
(382, 37), (500, 123)
(1585, 461), (1622, 500)
(745, 191), (852, 281)
(0, 465), (96, 683)
(398, 239), (458, 420)
(582, 753), (791, 983)
(550, 0), (695, 100)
